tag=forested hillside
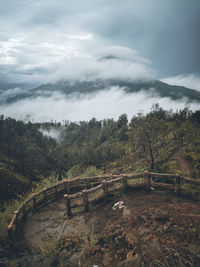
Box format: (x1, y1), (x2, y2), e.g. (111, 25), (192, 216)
(0, 105), (200, 202)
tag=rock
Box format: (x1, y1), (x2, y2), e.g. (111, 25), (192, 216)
(101, 247), (108, 253)
(163, 223), (170, 231)
(125, 233), (137, 246)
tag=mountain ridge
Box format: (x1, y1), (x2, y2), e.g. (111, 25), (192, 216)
(1, 79), (200, 105)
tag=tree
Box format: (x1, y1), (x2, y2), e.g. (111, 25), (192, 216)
(132, 112), (180, 171)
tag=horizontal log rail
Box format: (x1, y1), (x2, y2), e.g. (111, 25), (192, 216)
(8, 171), (200, 240)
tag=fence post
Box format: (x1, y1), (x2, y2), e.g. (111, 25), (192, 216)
(98, 176), (101, 184)
(64, 194), (72, 217)
(64, 181), (67, 193)
(102, 180), (108, 199)
(122, 175), (128, 192)
(176, 176), (181, 194)
(173, 177), (176, 193)
(32, 194), (37, 211)
(65, 181), (70, 194)
(14, 210), (19, 232)
(54, 185), (58, 200)
(7, 224), (13, 240)
(21, 205), (26, 220)
(144, 171), (151, 192)
(86, 177), (90, 188)
(43, 188), (47, 204)
(82, 190), (89, 212)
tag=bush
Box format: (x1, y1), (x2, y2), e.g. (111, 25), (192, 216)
(82, 166), (102, 177)
(67, 165), (84, 179)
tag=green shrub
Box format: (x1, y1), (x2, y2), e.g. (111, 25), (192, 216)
(82, 166), (102, 177)
(67, 165), (84, 179)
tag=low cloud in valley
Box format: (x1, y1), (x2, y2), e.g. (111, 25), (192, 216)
(1, 87), (199, 123)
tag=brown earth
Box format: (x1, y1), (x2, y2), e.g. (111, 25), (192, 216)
(20, 190), (200, 267)
(174, 150), (191, 176)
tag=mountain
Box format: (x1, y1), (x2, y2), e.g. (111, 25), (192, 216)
(1, 78), (200, 105)
(0, 82), (38, 103)
(0, 82), (37, 91)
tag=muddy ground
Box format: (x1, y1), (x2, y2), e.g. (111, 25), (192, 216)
(9, 189), (198, 267)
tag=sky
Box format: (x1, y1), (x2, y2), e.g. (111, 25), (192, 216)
(0, 0), (200, 85)
(0, 0), (200, 122)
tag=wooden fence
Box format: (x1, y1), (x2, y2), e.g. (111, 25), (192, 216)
(8, 171), (200, 240)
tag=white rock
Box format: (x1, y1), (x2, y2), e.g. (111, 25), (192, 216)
(112, 201), (126, 210)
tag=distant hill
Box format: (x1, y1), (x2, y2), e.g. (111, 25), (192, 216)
(0, 82), (37, 91)
(1, 79), (200, 105)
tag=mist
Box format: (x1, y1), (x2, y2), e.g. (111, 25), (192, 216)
(1, 87), (199, 123)
(40, 128), (62, 140)
(162, 74), (200, 91)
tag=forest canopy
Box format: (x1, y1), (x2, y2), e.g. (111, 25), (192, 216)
(0, 106), (200, 201)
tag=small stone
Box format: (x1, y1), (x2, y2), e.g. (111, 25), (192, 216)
(125, 233), (137, 246)
(101, 247), (107, 252)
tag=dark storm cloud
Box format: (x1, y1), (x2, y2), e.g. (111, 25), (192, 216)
(0, 0), (200, 82)
(83, 0), (200, 76)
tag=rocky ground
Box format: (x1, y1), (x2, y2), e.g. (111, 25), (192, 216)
(1, 190), (200, 266)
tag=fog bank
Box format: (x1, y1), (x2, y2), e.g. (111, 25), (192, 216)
(1, 87), (199, 122)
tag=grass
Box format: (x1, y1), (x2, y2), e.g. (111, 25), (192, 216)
(39, 236), (60, 257)
(151, 248), (198, 267)
(81, 222), (98, 256)
(0, 197), (24, 242)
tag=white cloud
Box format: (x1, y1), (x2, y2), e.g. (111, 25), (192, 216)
(40, 128), (62, 140)
(0, 35), (155, 84)
(46, 52), (155, 83)
(161, 74), (200, 91)
(1, 87), (199, 123)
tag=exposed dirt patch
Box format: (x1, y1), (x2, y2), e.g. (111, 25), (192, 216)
(174, 150), (191, 176)
(23, 200), (89, 249)
(22, 190), (200, 266)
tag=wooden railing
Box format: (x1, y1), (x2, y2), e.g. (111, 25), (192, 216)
(8, 171), (200, 240)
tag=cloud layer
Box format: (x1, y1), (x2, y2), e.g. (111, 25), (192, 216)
(0, 0), (199, 123)
(0, 0), (200, 83)
(1, 87), (199, 123)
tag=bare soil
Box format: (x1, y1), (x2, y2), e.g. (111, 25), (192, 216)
(22, 190), (200, 266)
(174, 150), (191, 176)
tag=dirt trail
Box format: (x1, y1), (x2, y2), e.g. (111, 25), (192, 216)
(174, 150), (191, 176)
(22, 190), (200, 266)
(23, 198), (90, 248)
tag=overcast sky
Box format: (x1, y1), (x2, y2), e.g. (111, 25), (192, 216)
(0, 0), (200, 85)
